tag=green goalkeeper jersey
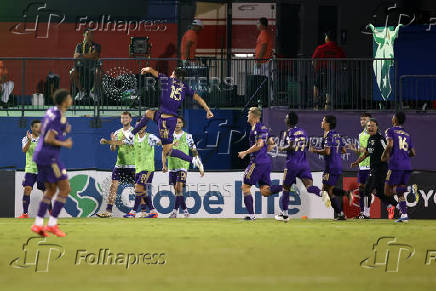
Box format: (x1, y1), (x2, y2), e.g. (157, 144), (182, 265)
(359, 130), (370, 170)
(115, 127), (135, 168)
(22, 135), (39, 174)
(133, 133), (160, 173)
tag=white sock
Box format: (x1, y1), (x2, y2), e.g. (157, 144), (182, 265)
(35, 216), (44, 226)
(48, 216), (57, 226)
(364, 207), (370, 217)
(282, 209), (288, 216)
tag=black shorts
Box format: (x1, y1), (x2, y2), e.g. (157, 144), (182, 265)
(364, 167), (388, 198)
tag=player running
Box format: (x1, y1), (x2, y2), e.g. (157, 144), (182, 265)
(127, 67), (213, 176)
(309, 115), (353, 220)
(97, 112), (135, 218)
(381, 112), (416, 223)
(348, 112), (371, 216)
(351, 118), (398, 219)
(238, 107), (283, 220)
(31, 89), (73, 237)
(275, 111), (325, 222)
(19, 120), (50, 218)
(101, 121), (161, 218)
(168, 116), (198, 218)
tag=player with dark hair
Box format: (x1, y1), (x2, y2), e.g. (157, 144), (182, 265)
(351, 118), (398, 219)
(309, 115), (352, 220)
(348, 112), (371, 216)
(97, 111), (135, 218)
(168, 116), (198, 218)
(238, 107), (283, 220)
(381, 112), (416, 223)
(31, 88), (73, 237)
(19, 120), (50, 218)
(128, 66), (213, 176)
(100, 120), (161, 218)
(275, 111), (326, 222)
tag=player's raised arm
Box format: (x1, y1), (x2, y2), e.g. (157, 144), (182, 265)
(140, 66), (159, 78)
(193, 93), (214, 119)
(22, 131), (32, 153)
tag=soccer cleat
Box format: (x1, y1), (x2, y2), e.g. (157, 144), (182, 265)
(96, 210), (113, 218)
(169, 211), (177, 218)
(395, 215), (409, 223)
(321, 191), (331, 208)
(135, 211), (149, 218)
(193, 156), (205, 177)
(31, 225), (49, 237)
(335, 212), (346, 220)
(18, 213), (29, 218)
(145, 211), (158, 218)
(45, 225), (66, 237)
(243, 216), (256, 221)
(387, 205), (395, 220)
(123, 211), (136, 218)
(275, 213), (289, 222)
(358, 213), (370, 219)
(183, 210), (190, 218)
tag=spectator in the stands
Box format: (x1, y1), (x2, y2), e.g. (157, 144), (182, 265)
(0, 60), (14, 108)
(181, 19), (203, 65)
(254, 17), (274, 100)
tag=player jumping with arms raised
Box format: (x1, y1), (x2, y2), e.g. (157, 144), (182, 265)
(31, 89), (73, 237)
(128, 67), (213, 176)
(381, 112), (416, 223)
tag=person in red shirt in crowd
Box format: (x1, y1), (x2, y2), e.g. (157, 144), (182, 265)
(312, 31), (345, 110)
(254, 17), (274, 100)
(181, 19), (203, 65)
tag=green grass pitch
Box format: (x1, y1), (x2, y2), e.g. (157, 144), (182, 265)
(1, 218), (435, 291)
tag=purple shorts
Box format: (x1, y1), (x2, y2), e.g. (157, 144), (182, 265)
(169, 170), (187, 185)
(283, 165), (312, 186)
(158, 115), (177, 145)
(322, 172), (340, 186)
(22, 173), (46, 191)
(135, 171), (154, 187)
(112, 168), (135, 184)
(358, 169), (370, 184)
(243, 162), (272, 186)
(36, 161), (68, 184)
(386, 170), (411, 186)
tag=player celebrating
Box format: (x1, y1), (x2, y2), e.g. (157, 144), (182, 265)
(31, 89), (73, 237)
(128, 67), (213, 176)
(19, 120), (49, 218)
(381, 112), (416, 223)
(348, 113), (371, 216)
(275, 111), (326, 222)
(168, 116), (198, 218)
(97, 112), (135, 218)
(101, 121), (161, 218)
(351, 118), (398, 219)
(238, 107), (283, 220)
(309, 115), (352, 220)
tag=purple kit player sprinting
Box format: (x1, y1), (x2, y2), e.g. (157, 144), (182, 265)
(31, 89), (73, 237)
(381, 111), (416, 223)
(275, 111), (325, 222)
(238, 107), (282, 221)
(127, 66), (213, 176)
(309, 115), (353, 220)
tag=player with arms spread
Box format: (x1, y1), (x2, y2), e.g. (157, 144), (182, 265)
(309, 115), (352, 220)
(31, 89), (73, 237)
(238, 107), (283, 220)
(128, 67), (213, 176)
(168, 116), (198, 218)
(275, 111), (325, 222)
(381, 112), (416, 223)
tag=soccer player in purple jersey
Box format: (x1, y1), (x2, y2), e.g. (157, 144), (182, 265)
(309, 115), (353, 220)
(275, 111), (325, 222)
(238, 107), (283, 220)
(31, 89), (73, 237)
(381, 112), (416, 223)
(128, 67), (213, 176)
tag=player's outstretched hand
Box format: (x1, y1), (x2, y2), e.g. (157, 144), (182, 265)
(64, 138), (73, 149)
(26, 130), (32, 140)
(238, 151), (247, 159)
(350, 161), (358, 168)
(206, 110), (214, 119)
(100, 138), (108, 145)
(141, 67), (152, 75)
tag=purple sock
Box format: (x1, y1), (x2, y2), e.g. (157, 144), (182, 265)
(145, 195), (154, 210)
(22, 195), (30, 214)
(282, 191), (290, 215)
(106, 204), (113, 212)
(170, 149), (193, 163)
(132, 115), (149, 135)
(174, 196), (181, 210)
(133, 193), (142, 212)
(307, 185), (321, 197)
(37, 198), (51, 218)
(180, 196), (187, 210)
(399, 200), (407, 215)
(141, 202), (147, 211)
(51, 197), (66, 218)
(270, 185), (282, 194)
(243, 194), (254, 215)
(331, 196), (342, 213)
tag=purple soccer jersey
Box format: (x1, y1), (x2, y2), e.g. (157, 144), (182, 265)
(285, 127), (310, 167)
(158, 73), (195, 116)
(249, 122), (271, 165)
(385, 126), (413, 171)
(322, 130), (344, 174)
(33, 107), (67, 166)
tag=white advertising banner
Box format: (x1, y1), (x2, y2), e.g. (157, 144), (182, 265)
(15, 170), (333, 219)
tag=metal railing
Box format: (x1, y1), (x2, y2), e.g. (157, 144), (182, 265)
(0, 57), (414, 117)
